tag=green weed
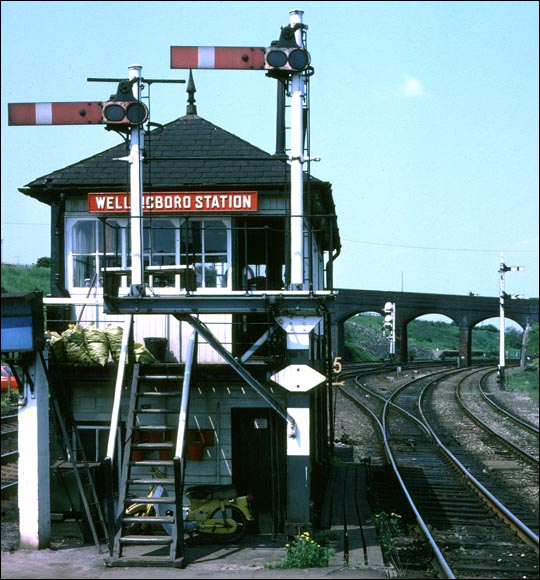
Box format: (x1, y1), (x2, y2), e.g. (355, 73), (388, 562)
(265, 531), (335, 569)
(374, 511), (402, 561)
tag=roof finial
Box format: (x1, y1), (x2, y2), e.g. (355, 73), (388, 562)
(186, 69), (197, 115)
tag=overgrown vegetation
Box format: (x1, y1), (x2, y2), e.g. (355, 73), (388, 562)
(1, 263), (50, 294)
(1, 391), (18, 411)
(373, 511), (402, 562)
(345, 313), (537, 363)
(505, 368), (539, 403)
(265, 531), (335, 569)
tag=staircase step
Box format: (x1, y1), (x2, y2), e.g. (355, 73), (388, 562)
(140, 375), (184, 381)
(125, 496), (177, 504)
(120, 534), (173, 545)
(106, 555), (185, 568)
(131, 442), (175, 450)
(138, 391), (182, 397)
(127, 478), (175, 485)
(129, 460), (174, 467)
(123, 516), (174, 524)
(136, 408), (178, 414)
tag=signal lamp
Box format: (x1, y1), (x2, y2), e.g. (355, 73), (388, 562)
(102, 101), (148, 127)
(265, 47), (310, 73)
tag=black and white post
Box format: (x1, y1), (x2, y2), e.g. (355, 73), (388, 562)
(498, 252), (524, 388)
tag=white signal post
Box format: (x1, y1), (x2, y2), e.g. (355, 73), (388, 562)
(127, 65), (144, 295)
(498, 252), (524, 388)
(289, 9), (306, 290)
(171, 19), (316, 530)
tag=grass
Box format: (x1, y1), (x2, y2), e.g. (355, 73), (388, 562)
(505, 367), (539, 403)
(1, 264), (51, 294)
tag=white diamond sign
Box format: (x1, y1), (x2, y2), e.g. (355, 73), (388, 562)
(270, 364), (326, 392)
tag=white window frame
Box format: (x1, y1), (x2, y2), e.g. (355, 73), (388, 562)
(66, 216), (231, 294)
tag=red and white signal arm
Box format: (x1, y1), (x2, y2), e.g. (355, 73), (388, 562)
(171, 46), (266, 70)
(8, 100), (148, 127)
(8, 102), (104, 125)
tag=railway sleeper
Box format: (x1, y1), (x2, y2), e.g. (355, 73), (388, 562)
(452, 563), (539, 574)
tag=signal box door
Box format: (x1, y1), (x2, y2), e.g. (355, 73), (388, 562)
(231, 408), (286, 534)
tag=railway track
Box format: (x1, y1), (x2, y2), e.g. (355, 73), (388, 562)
(429, 368), (539, 528)
(339, 365), (539, 579)
(1, 409), (18, 495)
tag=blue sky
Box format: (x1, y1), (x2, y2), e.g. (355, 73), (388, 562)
(1, 1), (538, 303)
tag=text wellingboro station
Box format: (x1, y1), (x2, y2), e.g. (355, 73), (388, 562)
(88, 191), (259, 213)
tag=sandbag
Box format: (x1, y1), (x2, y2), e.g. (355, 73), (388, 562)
(83, 323), (110, 366)
(62, 324), (94, 364)
(104, 324), (123, 362)
(46, 330), (66, 362)
(134, 342), (155, 364)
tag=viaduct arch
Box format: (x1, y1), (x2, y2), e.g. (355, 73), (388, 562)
(331, 288), (539, 365)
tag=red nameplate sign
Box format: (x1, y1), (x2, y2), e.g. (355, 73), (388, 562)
(88, 191), (258, 213)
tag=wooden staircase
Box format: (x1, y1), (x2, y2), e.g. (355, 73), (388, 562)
(107, 364), (185, 567)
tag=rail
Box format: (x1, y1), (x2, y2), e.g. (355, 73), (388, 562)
(1, 411), (19, 493)
(456, 369), (539, 466)
(479, 370), (540, 434)
(342, 365), (538, 577)
(417, 372), (539, 550)
(337, 370), (454, 577)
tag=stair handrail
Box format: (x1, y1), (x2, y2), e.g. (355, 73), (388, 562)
(103, 313), (132, 554)
(172, 327), (197, 561)
(105, 314), (133, 462)
(175, 328), (197, 460)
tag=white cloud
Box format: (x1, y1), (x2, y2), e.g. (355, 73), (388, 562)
(399, 76), (427, 98)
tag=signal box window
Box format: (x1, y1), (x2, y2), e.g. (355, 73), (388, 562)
(67, 217), (231, 292)
(181, 220), (229, 289)
(70, 219), (122, 289)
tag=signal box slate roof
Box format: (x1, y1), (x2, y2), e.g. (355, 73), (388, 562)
(19, 114), (340, 251)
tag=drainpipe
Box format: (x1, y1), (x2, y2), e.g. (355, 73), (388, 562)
(51, 193), (70, 298)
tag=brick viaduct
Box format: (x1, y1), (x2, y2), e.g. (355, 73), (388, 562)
(331, 288), (539, 365)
